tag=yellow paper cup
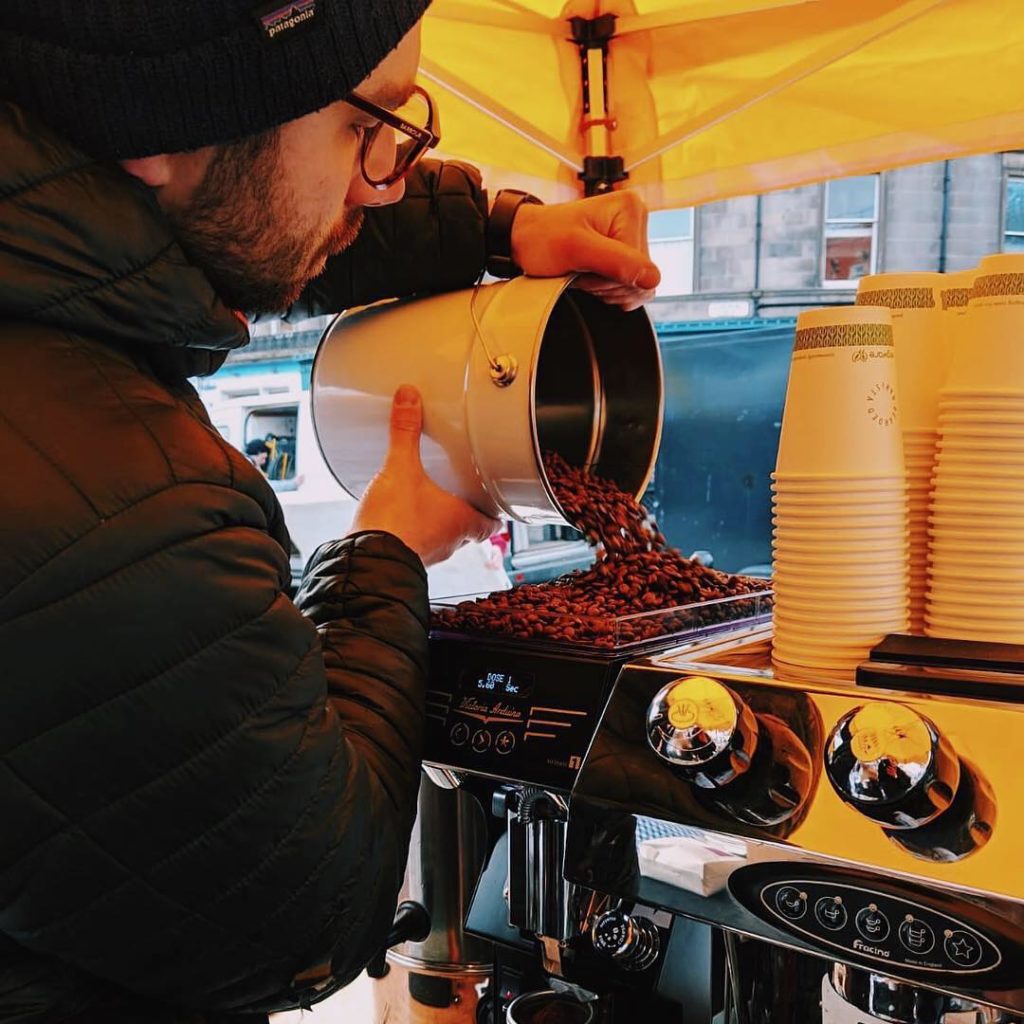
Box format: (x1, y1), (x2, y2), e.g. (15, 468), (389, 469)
(947, 254), (1024, 391)
(857, 273), (946, 431)
(776, 307), (903, 476)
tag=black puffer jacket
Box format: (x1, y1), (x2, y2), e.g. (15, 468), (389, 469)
(0, 101), (487, 1021)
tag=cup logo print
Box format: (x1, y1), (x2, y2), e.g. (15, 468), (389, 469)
(856, 288), (936, 310)
(940, 287), (971, 311)
(793, 323), (894, 353)
(867, 381), (897, 427)
(972, 273), (1024, 304)
(852, 347), (894, 364)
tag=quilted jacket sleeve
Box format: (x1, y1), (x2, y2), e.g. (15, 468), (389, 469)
(0, 338), (431, 1010)
(285, 157), (488, 319)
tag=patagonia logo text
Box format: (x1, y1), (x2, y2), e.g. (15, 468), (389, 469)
(254, 0), (317, 40)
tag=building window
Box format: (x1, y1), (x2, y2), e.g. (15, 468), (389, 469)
(245, 406), (298, 481)
(648, 208), (695, 296)
(1004, 176), (1024, 252)
(822, 175), (879, 287)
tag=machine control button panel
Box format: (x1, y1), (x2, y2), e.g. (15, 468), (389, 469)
(944, 929), (984, 968)
(814, 896), (847, 932)
(425, 639), (615, 790)
(774, 885), (807, 921)
(855, 905), (890, 943)
(495, 730), (517, 755)
(757, 880), (1001, 974)
(898, 917), (935, 956)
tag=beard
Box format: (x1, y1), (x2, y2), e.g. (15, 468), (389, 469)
(164, 128), (365, 315)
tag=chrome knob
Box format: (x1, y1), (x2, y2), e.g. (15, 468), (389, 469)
(825, 703), (959, 830)
(590, 909), (660, 972)
(646, 675), (759, 788)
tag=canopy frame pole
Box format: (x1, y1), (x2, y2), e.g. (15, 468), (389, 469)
(623, 0), (951, 174)
(570, 15), (629, 197)
(418, 57), (580, 171)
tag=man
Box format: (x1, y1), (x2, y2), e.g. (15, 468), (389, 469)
(0, 2), (659, 1021)
(245, 440), (272, 475)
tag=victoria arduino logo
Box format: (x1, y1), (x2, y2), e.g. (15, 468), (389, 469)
(254, 0), (318, 40)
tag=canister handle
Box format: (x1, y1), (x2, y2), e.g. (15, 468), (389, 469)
(470, 273), (580, 388)
(469, 273), (519, 387)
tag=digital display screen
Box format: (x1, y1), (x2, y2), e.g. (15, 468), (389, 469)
(464, 669), (534, 699)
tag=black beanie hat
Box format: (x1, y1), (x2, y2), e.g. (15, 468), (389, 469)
(0, 0), (432, 159)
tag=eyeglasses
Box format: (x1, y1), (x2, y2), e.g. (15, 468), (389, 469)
(346, 84), (441, 191)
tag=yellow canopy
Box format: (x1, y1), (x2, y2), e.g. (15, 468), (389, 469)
(420, 0), (1024, 208)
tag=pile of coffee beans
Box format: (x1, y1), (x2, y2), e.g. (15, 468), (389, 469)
(431, 452), (770, 649)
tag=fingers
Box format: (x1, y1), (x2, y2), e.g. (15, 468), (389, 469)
(472, 515), (504, 544)
(385, 384), (423, 469)
(609, 189), (650, 258)
(570, 230), (660, 291)
(572, 274), (657, 310)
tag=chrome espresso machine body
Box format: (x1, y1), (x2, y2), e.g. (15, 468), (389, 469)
(568, 626), (1024, 1020)
(417, 604), (1024, 1024)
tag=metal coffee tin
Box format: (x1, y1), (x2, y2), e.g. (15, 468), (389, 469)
(310, 275), (663, 523)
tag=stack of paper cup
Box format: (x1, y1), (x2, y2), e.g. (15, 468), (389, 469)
(772, 306), (910, 678)
(927, 254), (1024, 643)
(939, 269), (976, 370)
(855, 273), (945, 633)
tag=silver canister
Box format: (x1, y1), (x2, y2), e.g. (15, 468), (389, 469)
(388, 774), (492, 973)
(311, 276), (663, 523)
(372, 776), (492, 1024)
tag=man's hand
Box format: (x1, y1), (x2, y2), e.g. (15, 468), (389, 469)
(510, 190), (661, 312)
(348, 386), (500, 567)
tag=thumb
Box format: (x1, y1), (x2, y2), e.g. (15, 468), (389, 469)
(573, 231), (660, 291)
(386, 384), (423, 467)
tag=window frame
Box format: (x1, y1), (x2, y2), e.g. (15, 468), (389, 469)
(1003, 173), (1024, 252)
(821, 175), (880, 289)
(648, 207), (697, 297)
(244, 403), (300, 483)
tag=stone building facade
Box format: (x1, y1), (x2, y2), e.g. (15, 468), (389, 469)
(648, 152), (1020, 325)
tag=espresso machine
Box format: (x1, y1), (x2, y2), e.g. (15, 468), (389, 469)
(566, 624), (1024, 1023)
(380, 604), (1024, 1024)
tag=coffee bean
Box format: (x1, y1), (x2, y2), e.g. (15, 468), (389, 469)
(430, 451), (770, 646)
